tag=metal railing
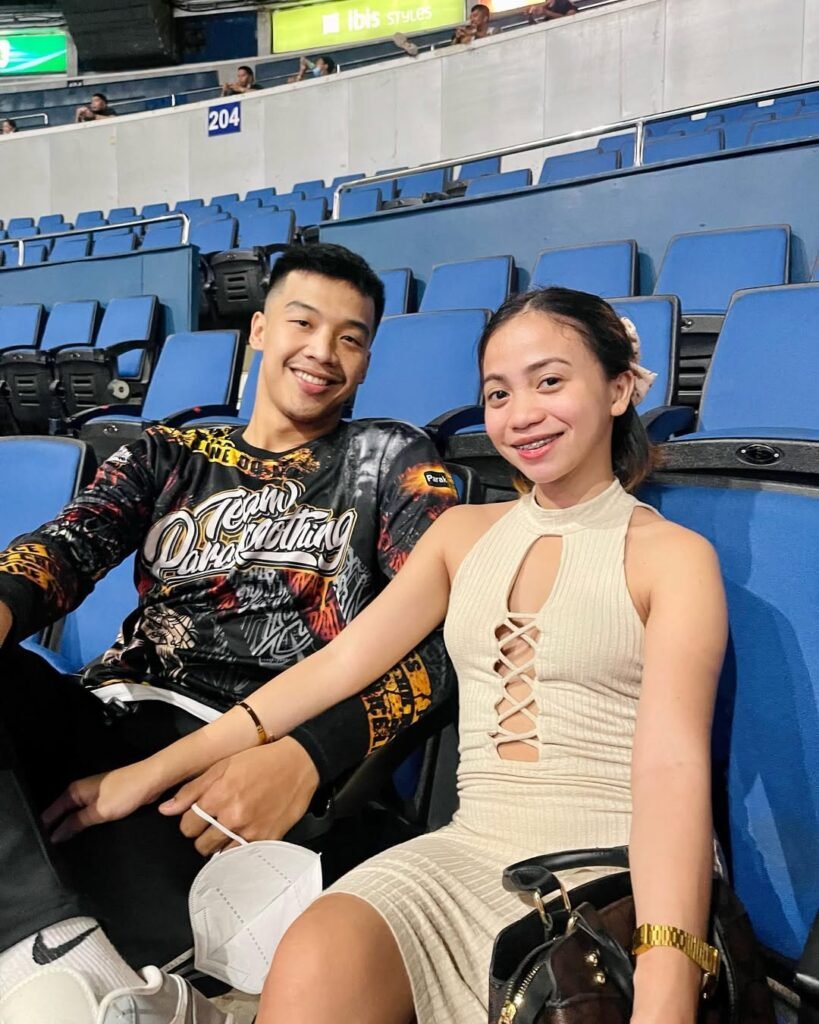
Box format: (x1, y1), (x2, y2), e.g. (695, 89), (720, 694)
(12, 212), (190, 265)
(331, 77), (819, 218)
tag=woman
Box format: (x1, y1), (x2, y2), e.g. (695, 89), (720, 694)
(48, 288), (726, 1023)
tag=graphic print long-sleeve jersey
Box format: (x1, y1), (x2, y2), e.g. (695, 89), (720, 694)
(0, 421), (459, 783)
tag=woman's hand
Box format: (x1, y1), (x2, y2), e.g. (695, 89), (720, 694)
(42, 759), (167, 843)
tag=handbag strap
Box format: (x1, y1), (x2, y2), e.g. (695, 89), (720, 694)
(503, 845), (630, 897)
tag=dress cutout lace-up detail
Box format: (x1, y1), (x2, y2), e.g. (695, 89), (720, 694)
(492, 613), (541, 758)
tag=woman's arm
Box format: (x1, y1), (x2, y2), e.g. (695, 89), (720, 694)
(629, 526), (727, 1024)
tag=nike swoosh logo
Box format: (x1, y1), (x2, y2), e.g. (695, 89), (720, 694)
(32, 925), (100, 965)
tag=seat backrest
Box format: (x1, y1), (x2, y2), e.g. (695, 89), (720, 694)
(96, 295), (159, 349)
(237, 209), (295, 248)
(245, 187), (277, 202)
(598, 133), (635, 167)
(288, 198), (328, 226)
(379, 268), (413, 316)
(748, 113), (819, 146)
(50, 234), (91, 263)
(293, 178), (325, 197)
(141, 202), (169, 218)
(610, 295), (679, 411)
(698, 283), (819, 434)
(6, 223), (40, 239)
(141, 221), (184, 250)
(38, 213), (65, 232)
(639, 473), (819, 963)
(238, 349), (262, 419)
(92, 231), (137, 257)
(420, 255), (513, 313)
(271, 191), (306, 209)
(174, 198), (204, 214)
(0, 437), (87, 549)
(210, 192), (239, 206)
(643, 130), (723, 164)
(458, 156), (502, 180)
(396, 168), (449, 198)
(223, 198), (261, 216)
(75, 210), (107, 229)
(107, 206), (138, 225)
(530, 240), (637, 298)
(141, 329), (241, 420)
(0, 303), (44, 350)
(465, 169), (532, 198)
(353, 309), (488, 424)
(331, 172), (364, 187)
(539, 148), (618, 184)
(41, 300), (99, 351)
(190, 216), (237, 256)
(339, 187), (382, 218)
(654, 225), (790, 314)
(7, 216), (34, 233)
(22, 242), (48, 266)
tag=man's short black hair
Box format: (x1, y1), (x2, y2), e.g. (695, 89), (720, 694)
(238, 65), (254, 78)
(92, 92), (108, 103)
(471, 4), (490, 13)
(318, 55), (337, 72)
(266, 243), (385, 333)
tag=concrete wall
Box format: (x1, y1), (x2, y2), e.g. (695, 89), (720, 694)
(3, 0), (819, 219)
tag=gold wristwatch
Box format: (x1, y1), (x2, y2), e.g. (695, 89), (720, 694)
(632, 924), (721, 993)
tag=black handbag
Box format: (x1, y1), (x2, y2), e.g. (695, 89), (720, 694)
(488, 846), (776, 1024)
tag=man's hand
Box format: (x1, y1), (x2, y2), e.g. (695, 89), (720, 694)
(158, 737), (320, 856)
(0, 601), (12, 648)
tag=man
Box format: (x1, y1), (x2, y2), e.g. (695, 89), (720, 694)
(75, 93), (116, 123)
(0, 244), (457, 1023)
(221, 65), (262, 96)
(290, 55), (337, 82)
(452, 3), (495, 44)
(527, 0), (579, 22)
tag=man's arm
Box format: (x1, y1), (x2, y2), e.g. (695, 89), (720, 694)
(0, 435), (160, 646)
(290, 426), (459, 785)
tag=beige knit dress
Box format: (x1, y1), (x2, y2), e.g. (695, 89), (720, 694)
(329, 480), (655, 1022)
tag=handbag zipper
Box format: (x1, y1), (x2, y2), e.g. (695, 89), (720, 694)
(499, 960), (547, 1022)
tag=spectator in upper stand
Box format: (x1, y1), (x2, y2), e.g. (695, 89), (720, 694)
(1, 119), (17, 135)
(290, 55), (337, 82)
(452, 4), (495, 44)
(75, 93), (116, 123)
(221, 64), (262, 96)
(527, 0), (579, 22)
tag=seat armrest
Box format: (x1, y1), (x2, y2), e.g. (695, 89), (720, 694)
(65, 403), (139, 430)
(55, 338), (156, 361)
(161, 404), (236, 428)
(641, 405), (696, 443)
(426, 404), (485, 443)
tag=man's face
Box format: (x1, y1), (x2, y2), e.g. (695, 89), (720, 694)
(248, 270), (375, 436)
(470, 6), (489, 29)
(237, 68), (252, 87)
(90, 96), (105, 112)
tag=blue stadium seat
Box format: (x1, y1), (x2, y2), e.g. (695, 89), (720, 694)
(379, 268), (413, 315)
(38, 214), (65, 232)
(771, 99), (804, 119)
(107, 207), (137, 225)
(353, 310), (488, 425)
(597, 133), (635, 167)
(210, 212), (296, 319)
(419, 256), (514, 312)
(92, 232), (138, 257)
(22, 242), (48, 266)
(53, 295), (160, 416)
(331, 172), (365, 188)
(748, 113), (819, 146)
(639, 472), (819, 964)
(654, 225), (790, 315)
(141, 202), (170, 218)
(236, 209), (295, 248)
(339, 187), (382, 218)
(75, 210), (107, 229)
(610, 295), (679, 412)
(191, 217), (237, 256)
(0, 304), (44, 354)
(457, 157), (502, 180)
(223, 199), (261, 217)
(7, 217), (34, 235)
(396, 168), (449, 198)
(210, 192), (239, 206)
(50, 234), (91, 262)
(141, 221), (184, 249)
(185, 349), (261, 427)
(287, 198), (328, 227)
(245, 187), (277, 203)
(539, 148), (618, 184)
(643, 130), (723, 163)
(271, 191), (307, 209)
(465, 169), (532, 197)
(174, 198), (205, 215)
(530, 240), (637, 297)
(717, 115), (773, 150)
(293, 179), (326, 198)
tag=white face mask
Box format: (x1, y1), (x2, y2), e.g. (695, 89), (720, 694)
(187, 803), (322, 994)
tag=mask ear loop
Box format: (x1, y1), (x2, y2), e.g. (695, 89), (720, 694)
(191, 802), (249, 848)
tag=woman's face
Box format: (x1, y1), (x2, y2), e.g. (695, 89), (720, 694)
(481, 310), (631, 490)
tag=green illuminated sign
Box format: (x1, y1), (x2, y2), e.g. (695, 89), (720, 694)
(0, 32), (67, 76)
(272, 0), (465, 53)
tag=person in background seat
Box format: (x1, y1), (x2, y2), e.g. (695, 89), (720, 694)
(221, 64), (262, 96)
(75, 93), (116, 123)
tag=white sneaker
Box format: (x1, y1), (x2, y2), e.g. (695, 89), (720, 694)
(0, 964), (234, 1024)
(393, 32), (419, 56)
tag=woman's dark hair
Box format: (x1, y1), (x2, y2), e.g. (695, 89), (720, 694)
(265, 242), (385, 330)
(478, 286), (655, 492)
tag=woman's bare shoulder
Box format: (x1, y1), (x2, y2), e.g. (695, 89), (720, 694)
(628, 505), (720, 574)
(436, 499), (520, 575)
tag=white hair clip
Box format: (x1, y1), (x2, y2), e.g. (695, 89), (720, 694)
(620, 316), (657, 405)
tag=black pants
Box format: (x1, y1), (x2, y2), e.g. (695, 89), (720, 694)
(0, 644), (205, 969)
